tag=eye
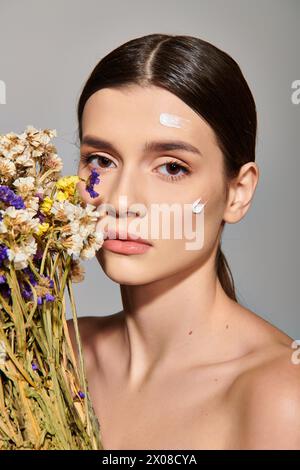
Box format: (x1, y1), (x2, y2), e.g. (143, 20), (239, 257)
(80, 153), (192, 183)
(155, 159), (191, 182)
(80, 153), (116, 170)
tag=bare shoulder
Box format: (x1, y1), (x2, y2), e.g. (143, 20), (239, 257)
(66, 312), (123, 371)
(229, 311), (300, 449)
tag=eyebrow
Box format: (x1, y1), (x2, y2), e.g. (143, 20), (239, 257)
(81, 135), (203, 157)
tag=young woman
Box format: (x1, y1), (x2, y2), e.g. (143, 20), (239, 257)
(68, 34), (300, 450)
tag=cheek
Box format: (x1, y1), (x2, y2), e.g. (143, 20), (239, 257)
(146, 209), (208, 266)
(156, 200), (222, 263)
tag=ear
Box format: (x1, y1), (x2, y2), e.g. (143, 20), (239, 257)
(223, 162), (260, 224)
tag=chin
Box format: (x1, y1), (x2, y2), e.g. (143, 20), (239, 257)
(95, 249), (156, 285)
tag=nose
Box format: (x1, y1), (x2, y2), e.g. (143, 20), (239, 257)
(98, 165), (147, 219)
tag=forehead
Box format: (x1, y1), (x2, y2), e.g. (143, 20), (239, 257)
(81, 85), (216, 149)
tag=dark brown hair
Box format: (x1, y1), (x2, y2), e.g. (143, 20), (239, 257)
(77, 34), (257, 302)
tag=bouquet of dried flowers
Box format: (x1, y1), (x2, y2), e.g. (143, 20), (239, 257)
(0, 126), (104, 450)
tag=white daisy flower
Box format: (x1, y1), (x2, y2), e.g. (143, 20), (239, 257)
(7, 235), (37, 270)
(15, 150), (35, 168)
(13, 176), (35, 192)
(67, 233), (85, 257)
(0, 158), (16, 180)
(80, 232), (104, 260)
(1, 207), (40, 235)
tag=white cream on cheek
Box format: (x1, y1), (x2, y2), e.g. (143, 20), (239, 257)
(192, 198), (207, 214)
(159, 112), (191, 128)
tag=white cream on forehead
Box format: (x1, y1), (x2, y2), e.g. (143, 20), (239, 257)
(159, 112), (191, 128)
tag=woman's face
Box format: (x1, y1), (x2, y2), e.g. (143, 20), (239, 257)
(77, 85), (227, 285)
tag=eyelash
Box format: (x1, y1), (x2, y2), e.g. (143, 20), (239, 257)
(80, 153), (192, 182)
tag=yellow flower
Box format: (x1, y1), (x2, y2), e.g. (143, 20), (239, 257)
(55, 190), (68, 202)
(36, 222), (50, 236)
(40, 196), (53, 215)
(56, 176), (79, 197)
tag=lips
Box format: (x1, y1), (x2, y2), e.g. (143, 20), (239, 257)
(104, 229), (152, 246)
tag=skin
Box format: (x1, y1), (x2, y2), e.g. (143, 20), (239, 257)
(68, 85), (300, 450)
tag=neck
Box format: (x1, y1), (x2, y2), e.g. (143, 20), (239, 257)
(118, 257), (236, 389)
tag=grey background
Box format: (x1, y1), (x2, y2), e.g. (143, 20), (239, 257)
(0, 0), (299, 338)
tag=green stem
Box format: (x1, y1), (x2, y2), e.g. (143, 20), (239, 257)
(39, 234), (53, 275)
(66, 276), (95, 444)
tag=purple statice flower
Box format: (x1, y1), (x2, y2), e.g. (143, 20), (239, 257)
(90, 168), (100, 186)
(31, 362), (39, 371)
(37, 274), (55, 304)
(36, 210), (46, 223)
(21, 272), (55, 305)
(22, 266), (38, 286)
(45, 276), (54, 289)
(0, 283), (11, 299)
(0, 244), (9, 267)
(21, 284), (33, 301)
(78, 391), (85, 399)
(20, 268), (37, 301)
(37, 292), (55, 305)
(33, 246), (44, 261)
(44, 292), (55, 302)
(85, 169), (100, 198)
(0, 274), (6, 284)
(0, 185), (25, 209)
